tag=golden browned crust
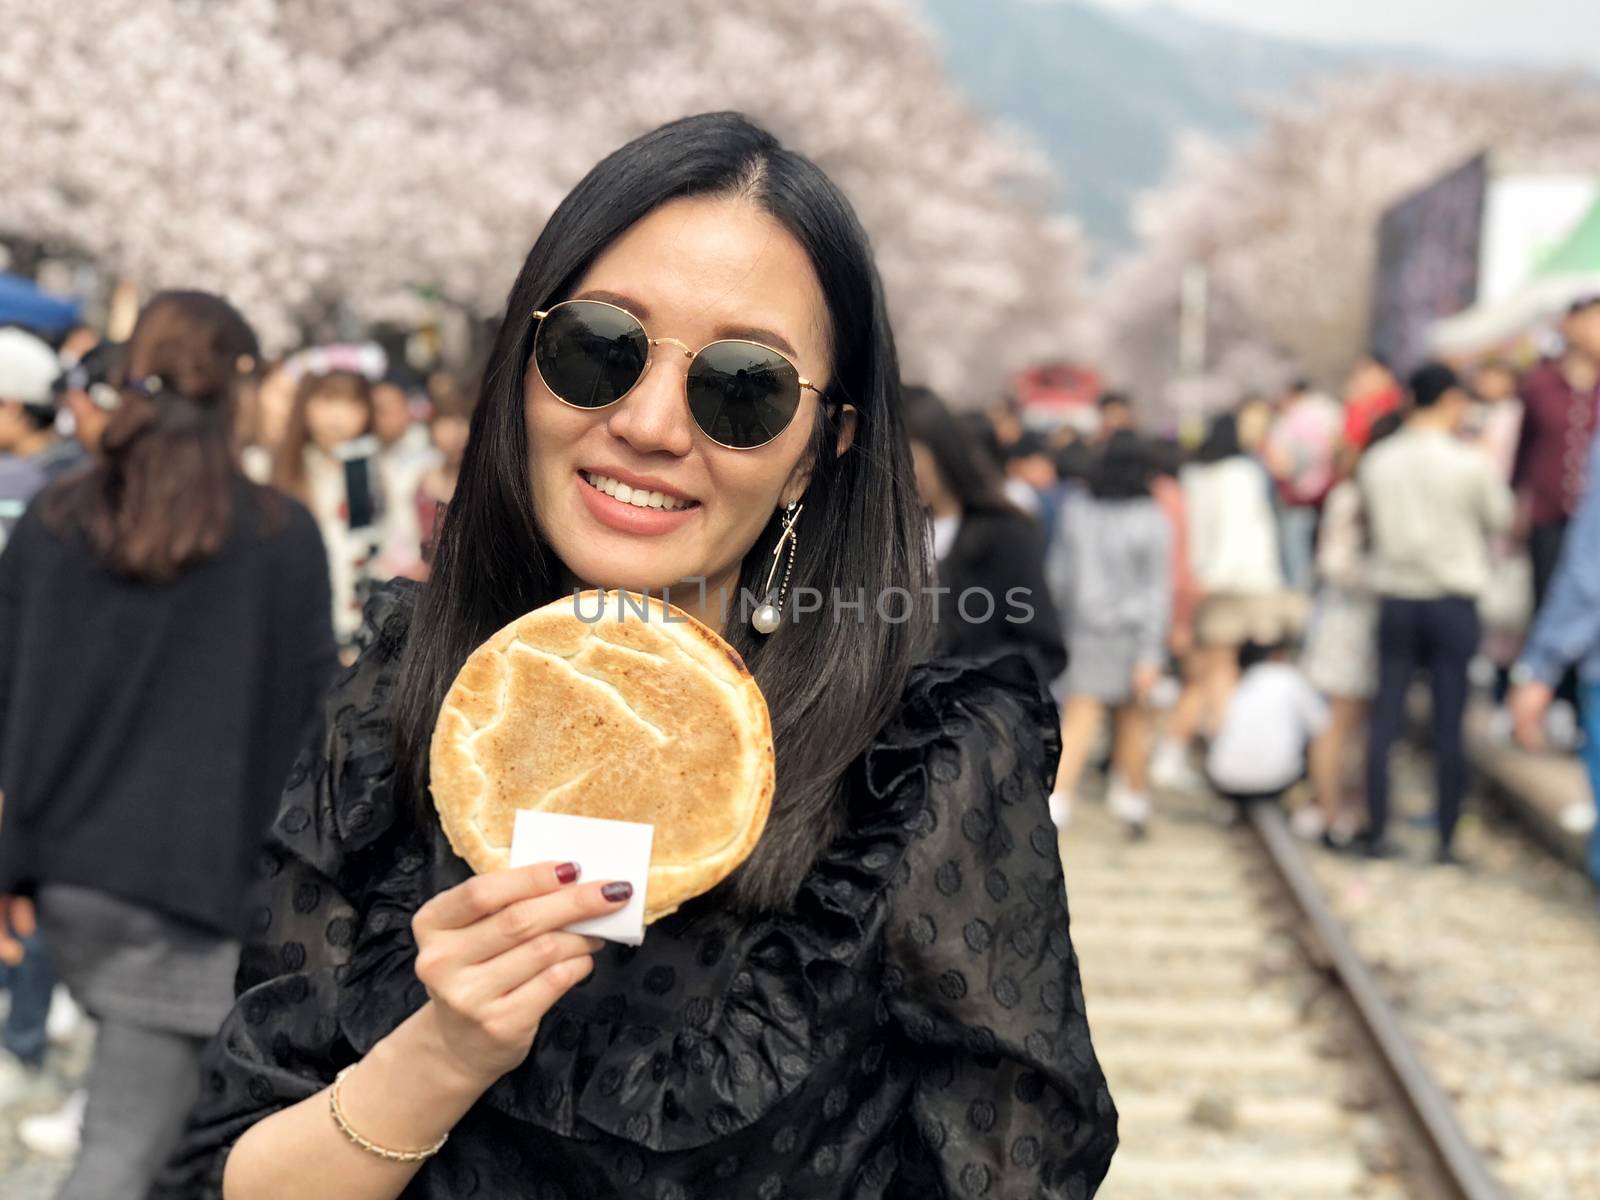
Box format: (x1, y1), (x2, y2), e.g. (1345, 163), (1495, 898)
(430, 590), (774, 922)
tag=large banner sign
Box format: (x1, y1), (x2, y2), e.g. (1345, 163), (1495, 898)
(1369, 153), (1488, 375)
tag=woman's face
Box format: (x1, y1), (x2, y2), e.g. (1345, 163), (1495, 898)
(305, 392), (369, 453)
(525, 195), (833, 604)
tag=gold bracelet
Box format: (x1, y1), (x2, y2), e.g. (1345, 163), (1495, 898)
(328, 1065), (449, 1164)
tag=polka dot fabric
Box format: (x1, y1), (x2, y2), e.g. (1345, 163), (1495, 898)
(157, 583), (1117, 1198)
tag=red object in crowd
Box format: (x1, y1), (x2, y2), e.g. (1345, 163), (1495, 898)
(1150, 474), (1196, 651)
(1012, 362), (1102, 413)
(1343, 383), (1402, 449)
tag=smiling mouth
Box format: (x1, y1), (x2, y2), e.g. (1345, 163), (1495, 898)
(580, 470), (699, 512)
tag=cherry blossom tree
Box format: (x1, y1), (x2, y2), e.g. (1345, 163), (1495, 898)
(1096, 71), (1600, 417)
(0, 0), (1087, 400)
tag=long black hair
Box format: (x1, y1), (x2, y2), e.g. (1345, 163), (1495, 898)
(393, 113), (934, 913)
(901, 384), (1017, 516)
(1087, 430), (1154, 501)
(1194, 411), (1244, 464)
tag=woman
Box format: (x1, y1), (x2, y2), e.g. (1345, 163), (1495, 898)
(0, 291), (337, 1197)
(236, 357), (298, 485)
(159, 114), (1116, 1199)
(369, 367), (446, 584)
(1160, 413), (1292, 774)
(272, 369), (385, 649)
(1045, 432), (1171, 835)
(411, 378), (476, 575)
(1300, 414), (1401, 845)
(903, 384), (1065, 686)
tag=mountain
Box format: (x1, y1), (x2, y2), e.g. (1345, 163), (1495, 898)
(916, 0), (1462, 250)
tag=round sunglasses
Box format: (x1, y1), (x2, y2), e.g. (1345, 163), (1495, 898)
(530, 299), (826, 450)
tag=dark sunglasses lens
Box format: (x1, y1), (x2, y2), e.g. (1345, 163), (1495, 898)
(534, 302), (648, 408)
(686, 342), (803, 448)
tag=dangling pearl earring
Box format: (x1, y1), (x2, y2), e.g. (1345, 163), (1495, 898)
(752, 501), (802, 635)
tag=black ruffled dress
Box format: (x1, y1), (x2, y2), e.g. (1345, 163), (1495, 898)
(160, 584), (1117, 1198)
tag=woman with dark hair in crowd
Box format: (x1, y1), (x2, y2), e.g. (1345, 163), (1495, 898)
(0, 291), (337, 1197)
(903, 383), (1065, 686)
(273, 369), (383, 648)
(1300, 412), (1403, 846)
(1045, 431), (1171, 834)
(161, 113), (1115, 1199)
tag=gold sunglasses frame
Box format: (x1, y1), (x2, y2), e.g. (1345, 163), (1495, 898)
(530, 298), (825, 451)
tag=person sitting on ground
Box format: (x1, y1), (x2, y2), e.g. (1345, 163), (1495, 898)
(1206, 640), (1329, 809)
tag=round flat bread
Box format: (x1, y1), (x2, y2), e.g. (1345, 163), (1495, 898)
(430, 589), (774, 922)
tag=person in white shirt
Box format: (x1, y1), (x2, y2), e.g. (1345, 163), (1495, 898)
(1357, 362), (1514, 863)
(1154, 412), (1294, 789)
(1206, 641), (1329, 802)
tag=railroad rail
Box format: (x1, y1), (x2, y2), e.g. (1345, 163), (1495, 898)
(1245, 802), (1507, 1200)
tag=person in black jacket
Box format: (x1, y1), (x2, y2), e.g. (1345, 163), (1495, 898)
(903, 384), (1066, 685)
(0, 290), (337, 1197)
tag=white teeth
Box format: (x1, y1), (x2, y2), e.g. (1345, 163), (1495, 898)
(582, 472), (690, 511)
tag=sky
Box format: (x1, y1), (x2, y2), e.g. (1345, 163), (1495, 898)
(1085, 0), (1600, 70)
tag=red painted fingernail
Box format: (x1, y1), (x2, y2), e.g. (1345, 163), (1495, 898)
(555, 862), (580, 885)
(601, 882), (633, 903)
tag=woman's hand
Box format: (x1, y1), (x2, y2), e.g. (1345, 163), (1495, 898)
(0, 894), (36, 966)
(409, 861), (629, 1089)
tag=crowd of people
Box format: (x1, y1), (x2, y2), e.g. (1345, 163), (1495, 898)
(915, 305), (1600, 880)
(0, 112), (1595, 1200)
(0, 114), (1126, 1200)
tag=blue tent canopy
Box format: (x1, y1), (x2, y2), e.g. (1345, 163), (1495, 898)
(0, 271), (82, 335)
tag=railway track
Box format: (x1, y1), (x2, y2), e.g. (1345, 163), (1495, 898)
(1062, 781), (1508, 1200)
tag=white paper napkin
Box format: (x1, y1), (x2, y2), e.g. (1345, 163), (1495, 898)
(508, 809), (655, 946)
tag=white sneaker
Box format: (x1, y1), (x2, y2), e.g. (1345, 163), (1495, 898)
(1108, 779), (1152, 829)
(1048, 791), (1073, 830)
(18, 1088), (86, 1159)
(1559, 802), (1597, 836)
(46, 986), (83, 1046)
(1149, 740), (1204, 793)
(1289, 806), (1326, 840)
(0, 1050), (42, 1107)
(1328, 812), (1363, 846)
